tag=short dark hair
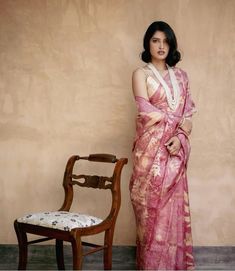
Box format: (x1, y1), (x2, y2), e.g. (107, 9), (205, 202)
(141, 21), (181, 66)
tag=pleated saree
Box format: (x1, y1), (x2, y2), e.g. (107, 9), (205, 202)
(130, 64), (196, 270)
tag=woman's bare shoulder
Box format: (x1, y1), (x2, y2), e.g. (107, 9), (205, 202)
(133, 65), (151, 78)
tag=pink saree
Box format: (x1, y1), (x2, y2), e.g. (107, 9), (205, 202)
(130, 67), (196, 270)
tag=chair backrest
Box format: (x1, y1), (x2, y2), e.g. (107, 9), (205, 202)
(59, 154), (128, 221)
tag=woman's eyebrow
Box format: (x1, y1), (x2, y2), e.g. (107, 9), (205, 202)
(151, 37), (167, 41)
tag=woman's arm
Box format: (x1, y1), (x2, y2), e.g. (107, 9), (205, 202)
(179, 118), (193, 136)
(132, 68), (149, 100)
(165, 118), (193, 156)
(132, 68), (166, 131)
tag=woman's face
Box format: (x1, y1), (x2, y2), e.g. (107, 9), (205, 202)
(149, 31), (170, 62)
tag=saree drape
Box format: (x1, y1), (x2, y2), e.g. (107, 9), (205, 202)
(130, 67), (196, 270)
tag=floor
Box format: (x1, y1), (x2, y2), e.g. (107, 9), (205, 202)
(0, 245), (235, 270)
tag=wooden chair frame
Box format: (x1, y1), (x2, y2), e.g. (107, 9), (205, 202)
(14, 153), (128, 270)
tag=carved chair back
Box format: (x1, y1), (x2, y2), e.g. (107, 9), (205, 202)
(59, 154), (125, 224)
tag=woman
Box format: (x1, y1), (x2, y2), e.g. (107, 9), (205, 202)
(130, 21), (196, 270)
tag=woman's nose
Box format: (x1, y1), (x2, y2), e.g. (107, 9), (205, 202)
(159, 41), (164, 49)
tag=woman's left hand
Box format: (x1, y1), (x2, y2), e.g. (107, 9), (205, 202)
(165, 136), (181, 155)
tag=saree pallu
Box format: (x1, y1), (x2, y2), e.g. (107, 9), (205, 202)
(130, 68), (196, 270)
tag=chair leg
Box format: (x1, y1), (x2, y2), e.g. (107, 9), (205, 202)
(71, 236), (83, 270)
(56, 239), (65, 270)
(104, 227), (114, 270)
(14, 220), (28, 270)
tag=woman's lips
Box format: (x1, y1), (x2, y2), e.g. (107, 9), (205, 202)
(158, 51), (165, 55)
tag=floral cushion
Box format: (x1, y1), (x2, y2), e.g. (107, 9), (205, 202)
(17, 211), (103, 231)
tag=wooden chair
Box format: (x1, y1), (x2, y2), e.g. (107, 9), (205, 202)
(14, 153), (128, 270)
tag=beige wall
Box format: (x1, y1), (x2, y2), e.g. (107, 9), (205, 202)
(0, 0), (235, 245)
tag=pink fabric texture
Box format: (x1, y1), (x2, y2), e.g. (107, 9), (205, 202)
(130, 67), (196, 270)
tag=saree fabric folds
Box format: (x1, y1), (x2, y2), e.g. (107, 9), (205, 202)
(130, 67), (196, 270)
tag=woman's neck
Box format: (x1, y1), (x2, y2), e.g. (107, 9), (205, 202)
(151, 60), (167, 71)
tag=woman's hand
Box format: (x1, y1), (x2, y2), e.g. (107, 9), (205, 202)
(165, 136), (181, 155)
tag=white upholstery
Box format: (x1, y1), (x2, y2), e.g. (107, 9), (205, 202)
(17, 211), (103, 231)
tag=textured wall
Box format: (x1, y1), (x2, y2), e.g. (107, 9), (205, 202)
(0, 0), (235, 245)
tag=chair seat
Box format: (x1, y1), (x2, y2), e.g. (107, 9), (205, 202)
(17, 211), (103, 231)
